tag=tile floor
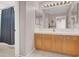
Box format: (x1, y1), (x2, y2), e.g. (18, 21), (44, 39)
(0, 44), (15, 57)
(29, 49), (71, 57)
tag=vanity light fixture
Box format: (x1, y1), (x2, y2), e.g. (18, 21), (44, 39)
(41, 1), (71, 8)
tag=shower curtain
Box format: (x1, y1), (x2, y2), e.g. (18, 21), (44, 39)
(1, 7), (15, 45)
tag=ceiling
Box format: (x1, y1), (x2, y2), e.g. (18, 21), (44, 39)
(0, 1), (15, 10)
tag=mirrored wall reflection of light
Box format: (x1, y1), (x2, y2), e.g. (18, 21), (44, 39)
(41, 1), (71, 8)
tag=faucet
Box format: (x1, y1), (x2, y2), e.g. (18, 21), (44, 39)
(53, 27), (56, 32)
(53, 28), (55, 32)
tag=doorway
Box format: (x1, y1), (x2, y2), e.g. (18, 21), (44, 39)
(0, 1), (18, 57)
(1, 7), (15, 45)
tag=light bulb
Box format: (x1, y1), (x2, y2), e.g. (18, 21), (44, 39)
(44, 4), (47, 7)
(56, 3), (59, 5)
(50, 4), (52, 7)
(64, 1), (67, 4)
(53, 3), (55, 6)
(60, 2), (63, 5)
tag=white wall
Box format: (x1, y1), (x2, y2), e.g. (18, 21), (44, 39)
(0, 2), (20, 56)
(14, 2), (20, 56)
(19, 1), (37, 56)
(0, 1), (15, 10)
(0, 1), (38, 56)
(25, 1), (36, 56)
(0, 10), (1, 38)
(19, 1), (26, 56)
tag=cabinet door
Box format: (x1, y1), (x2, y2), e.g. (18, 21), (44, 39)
(64, 36), (79, 56)
(35, 34), (42, 49)
(55, 35), (64, 53)
(42, 34), (52, 51)
(77, 37), (79, 55)
(51, 35), (56, 51)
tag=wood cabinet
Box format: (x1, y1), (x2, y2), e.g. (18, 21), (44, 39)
(35, 34), (42, 49)
(51, 35), (56, 51)
(55, 35), (64, 53)
(34, 33), (79, 56)
(63, 36), (79, 56)
(42, 34), (52, 51)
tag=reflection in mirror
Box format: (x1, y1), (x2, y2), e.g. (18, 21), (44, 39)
(56, 16), (66, 29)
(67, 3), (79, 29)
(35, 10), (43, 28)
(48, 15), (56, 28)
(35, 1), (79, 30)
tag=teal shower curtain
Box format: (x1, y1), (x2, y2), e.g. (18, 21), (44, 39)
(1, 7), (15, 45)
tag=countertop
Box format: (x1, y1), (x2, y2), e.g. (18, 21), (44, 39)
(34, 28), (79, 36)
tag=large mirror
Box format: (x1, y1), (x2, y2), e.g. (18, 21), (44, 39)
(35, 1), (79, 31)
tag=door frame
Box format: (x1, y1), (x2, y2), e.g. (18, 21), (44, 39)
(14, 1), (20, 57)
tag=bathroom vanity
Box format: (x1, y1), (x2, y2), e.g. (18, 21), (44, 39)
(34, 29), (79, 56)
(34, 1), (79, 56)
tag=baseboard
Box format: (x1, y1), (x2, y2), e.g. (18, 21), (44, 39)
(0, 42), (15, 48)
(8, 45), (15, 48)
(25, 48), (35, 57)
